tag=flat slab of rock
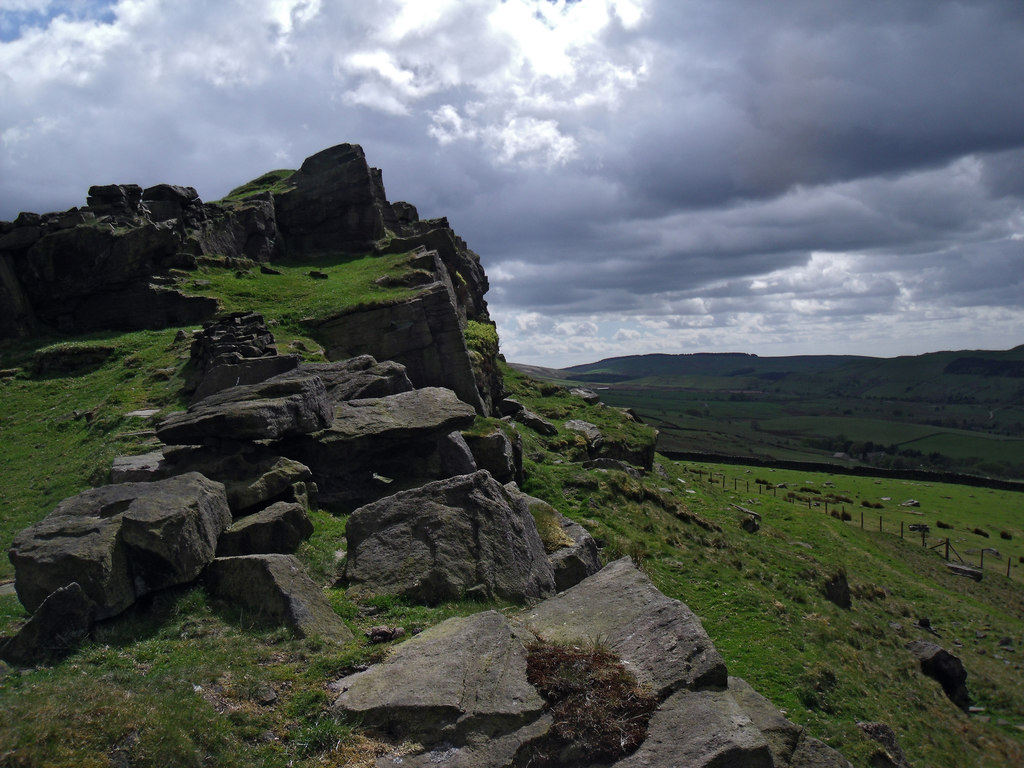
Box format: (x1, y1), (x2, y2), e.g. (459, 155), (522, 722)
(520, 557), (727, 696)
(217, 501), (313, 556)
(345, 470), (556, 604)
(323, 387), (476, 443)
(10, 472), (231, 619)
(205, 554), (352, 642)
(332, 610), (544, 741)
(611, 688), (772, 768)
(156, 373), (332, 444)
(190, 354), (301, 403)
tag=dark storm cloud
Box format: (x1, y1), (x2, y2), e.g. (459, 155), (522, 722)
(1, 0), (1022, 364)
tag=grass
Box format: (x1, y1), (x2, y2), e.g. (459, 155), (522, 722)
(504, 371), (1024, 768)
(3, 270), (1023, 765)
(178, 251), (429, 358)
(217, 170), (296, 203)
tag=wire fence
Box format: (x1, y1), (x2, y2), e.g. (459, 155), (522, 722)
(689, 467), (1019, 583)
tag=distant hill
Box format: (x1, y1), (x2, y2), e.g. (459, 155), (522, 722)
(518, 346), (1024, 480)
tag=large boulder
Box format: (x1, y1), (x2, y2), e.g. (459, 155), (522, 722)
(282, 387), (477, 510)
(204, 554), (352, 642)
(520, 557), (727, 696)
(217, 502), (313, 556)
(314, 279), (486, 413)
(0, 582), (95, 665)
(273, 143), (399, 256)
(9, 473), (231, 619)
(344, 470), (556, 604)
(156, 373), (332, 444)
(464, 428), (520, 484)
(906, 640), (971, 709)
(332, 610), (544, 741)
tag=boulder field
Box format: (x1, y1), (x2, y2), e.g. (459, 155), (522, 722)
(1, 144), (853, 766)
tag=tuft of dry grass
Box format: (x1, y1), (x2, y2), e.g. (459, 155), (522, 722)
(524, 640), (659, 767)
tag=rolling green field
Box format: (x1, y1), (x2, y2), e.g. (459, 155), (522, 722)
(534, 348), (1024, 480)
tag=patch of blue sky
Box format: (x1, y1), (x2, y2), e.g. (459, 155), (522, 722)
(0, 0), (117, 42)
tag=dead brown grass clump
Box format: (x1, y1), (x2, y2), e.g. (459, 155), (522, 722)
(524, 641), (659, 767)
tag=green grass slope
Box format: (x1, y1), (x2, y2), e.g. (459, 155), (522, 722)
(1, 271), (1022, 765)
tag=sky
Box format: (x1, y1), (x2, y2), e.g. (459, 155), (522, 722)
(1, 0), (1023, 367)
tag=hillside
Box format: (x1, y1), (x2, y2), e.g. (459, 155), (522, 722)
(1, 148), (1022, 767)
(546, 350), (1024, 480)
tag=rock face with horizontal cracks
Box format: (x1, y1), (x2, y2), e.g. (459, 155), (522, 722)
(9, 472), (231, 619)
(156, 373), (333, 444)
(332, 610), (544, 741)
(521, 556), (727, 696)
(111, 445), (313, 515)
(282, 386), (477, 510)
(313, 254), (486, 413)
(344, 470), (556, 604)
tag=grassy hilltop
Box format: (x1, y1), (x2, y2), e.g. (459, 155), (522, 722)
(1, 253), (1023, 766)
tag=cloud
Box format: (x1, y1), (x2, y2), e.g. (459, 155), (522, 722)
(1, 0), (1022, 364)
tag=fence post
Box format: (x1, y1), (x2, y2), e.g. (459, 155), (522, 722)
(981, 549), (985, 568)
(945, 539), (950, 561)
(879, 516), (883, 532)
(808, 498), (812, 510)
(901, 521), (904, 539)
(860, 511), (864, 529)
(1008, 559), (1012, 579)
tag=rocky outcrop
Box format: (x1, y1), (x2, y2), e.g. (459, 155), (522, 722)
(184, 311), (298, 402)
(112, 445), (313, 515)
(282, 386), (477, 510)
(313, 256), (486, 413)
(156, 373), (333, 444)
(344, 470), (556, 604)
(9, 473), (231, 619)
(330, 559), (850, 768)
(272, 143), (399, 257)
(205, 554), (352, 642)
